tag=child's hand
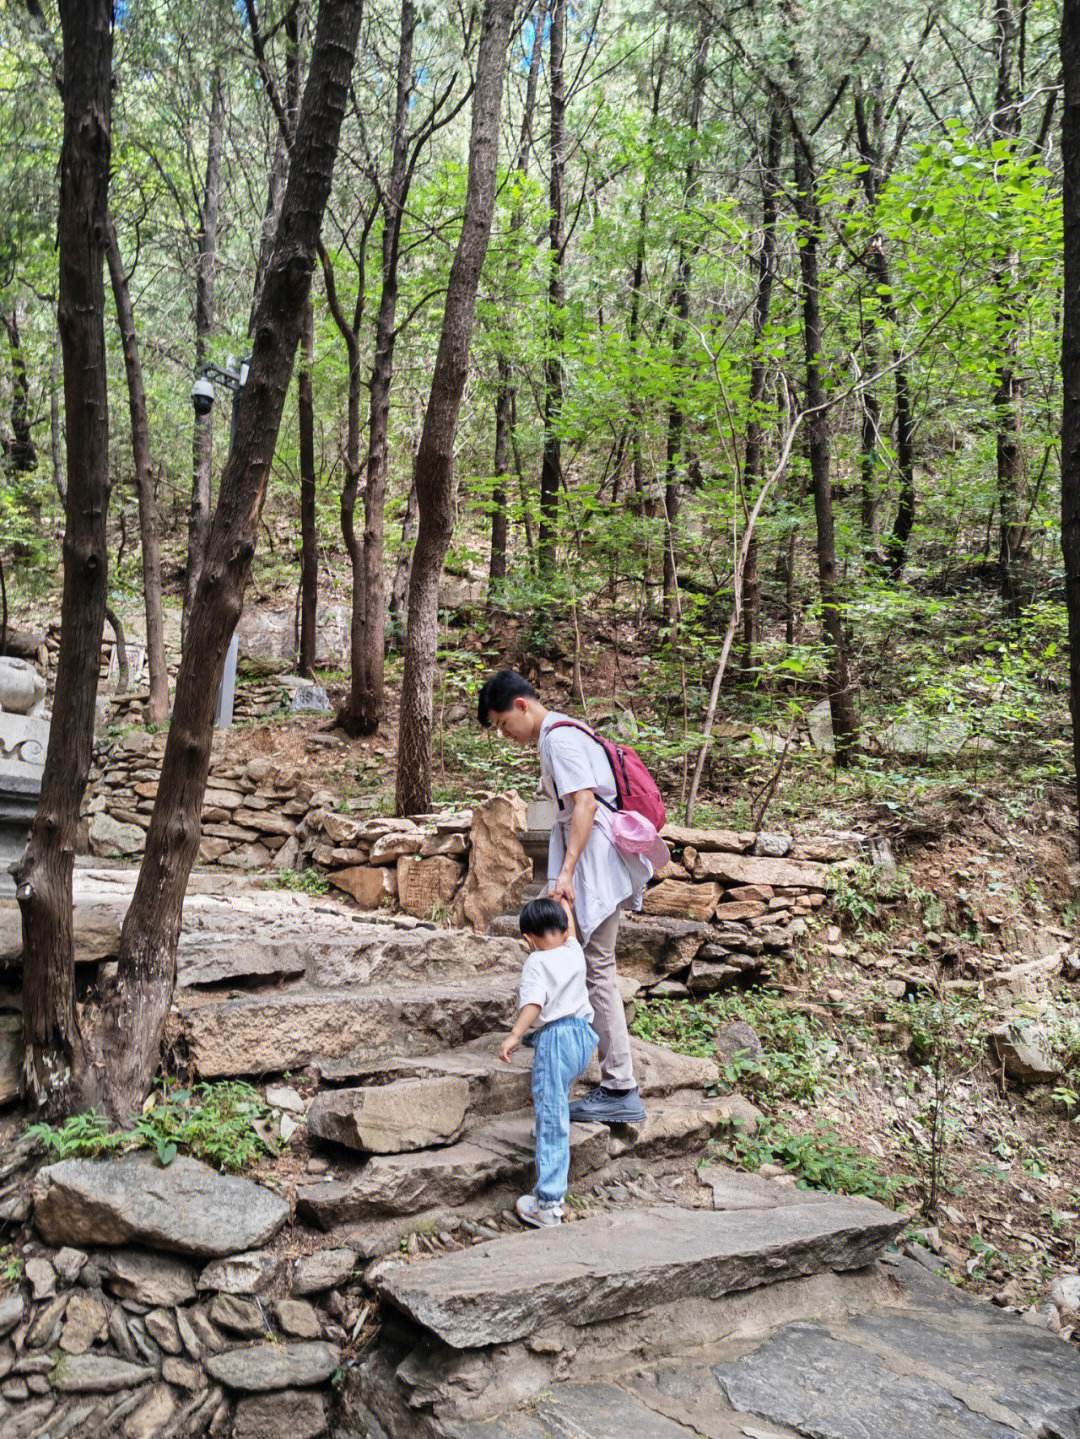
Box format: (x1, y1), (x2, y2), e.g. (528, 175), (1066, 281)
(498, 1035), (519, 1063)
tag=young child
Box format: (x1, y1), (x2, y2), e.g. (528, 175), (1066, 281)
(499, 896), (599, 1228)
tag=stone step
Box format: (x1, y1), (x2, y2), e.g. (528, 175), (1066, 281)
(374, 1199), (904, 1350)
(296, 1097), (745, 1229)
(312, 1034), (722, 1123)
(175, 982), (519, 1079)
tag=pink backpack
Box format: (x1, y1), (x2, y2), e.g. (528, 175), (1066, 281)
(547, 721), (667, 830)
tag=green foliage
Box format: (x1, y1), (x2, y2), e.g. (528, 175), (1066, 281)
(0, 1245), (22, 1289)
(26, 1081), (276, 1173)
(270, 867), (330, 896)
(828, 862), (944, 937)
(631, 989), (838, 1104)
(714, 1117), (906, 1204)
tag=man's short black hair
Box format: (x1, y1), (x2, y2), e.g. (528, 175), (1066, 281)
(519, 896), (569, 938)
(477, 669), (538, 727)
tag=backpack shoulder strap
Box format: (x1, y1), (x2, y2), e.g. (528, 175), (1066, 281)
(543, 720), (618, 812)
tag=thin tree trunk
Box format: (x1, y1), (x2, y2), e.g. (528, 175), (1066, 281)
(791, 128), (859, 762)
(741, 106), (783, 666)
(105, 605), (129, 695)
(105, 221), (169, 723)
(185, 73), (225, 643)
(348, 0), (416, 735)
(396, 0), (514, 815)
(489, 0), (547, 591)
(662, 20), (709, 625)
(389, 473), (418, 632)
(298, 298), (318, 675)
(49, 327), (64, 505)
(1061, 0), (1080, 836)
(537, 0), (565, 575)
(17, 0), (113, 1114)
(4, 308), (37, 472)
(90, 0), (365, 1120)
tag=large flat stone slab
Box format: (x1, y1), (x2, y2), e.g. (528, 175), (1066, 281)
(713, 1320), (1031, 1438)
(444, 1382), (698, 1437)
(178, 982), (518, 1077)
(314, 1040), (534, 1118)
(34, 1154), (289, 1258)
(297, 1113), (609, 1228)
(698, 1165), (834, 1211)
(692, 853), (827, 889)
(376, 1200), (903, 1348)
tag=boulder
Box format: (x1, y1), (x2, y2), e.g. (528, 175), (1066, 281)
(89, 812), (144, 858)
(687, 959), (741, 994)
(97, 1248), (196, 1306)
(369, 831), (424, 864)
(376, 1200), (903, 1349)
(307, 1076), (469, 1154)
(617, 915), (709, 980)
(206, 1341), (340, 1391)
(692, 852), (828, 889)
(234, 1389), (328, 1439)
(990, 1026), (1059, 1085)
(329, 865), (398, 910)
(197, 1251), (282, 1296)
(34, 1155), (289, 1257)
(642, 880), (719, 921)
(52, 1354), (155, 1393)
(714, 1020), (763, 1067)
(452, 792), (531, 934)
(397, 855), (466, 919)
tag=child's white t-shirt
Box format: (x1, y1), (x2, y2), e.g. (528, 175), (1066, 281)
(518, 937), (594, 1026)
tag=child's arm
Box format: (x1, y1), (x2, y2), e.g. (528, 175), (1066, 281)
(499, 1004), (541, 1063)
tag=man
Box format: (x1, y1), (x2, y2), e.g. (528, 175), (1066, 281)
(477, 668), (648, 1124)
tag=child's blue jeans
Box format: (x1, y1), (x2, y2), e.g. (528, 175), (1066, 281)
(531, 1015), (599, 1204)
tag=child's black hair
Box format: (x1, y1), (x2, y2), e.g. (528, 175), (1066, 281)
(477, 668), (538, 726)
(518, 896), (569, 938)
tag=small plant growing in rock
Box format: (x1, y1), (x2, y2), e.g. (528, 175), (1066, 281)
(0, 1245), (23, 1288)
(26, 1110), (129, 1160)
(271, 867), (331, 896)
(717, 1117), (906, 1205)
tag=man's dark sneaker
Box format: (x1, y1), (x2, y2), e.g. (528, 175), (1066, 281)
(568, 1085), (646, 1125)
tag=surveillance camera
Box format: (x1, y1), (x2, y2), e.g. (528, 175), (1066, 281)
(191, 375), (215, 417)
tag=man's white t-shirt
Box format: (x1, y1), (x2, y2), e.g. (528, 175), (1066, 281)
(537, 713), (650, 944)
(518, 937), (594, 1026)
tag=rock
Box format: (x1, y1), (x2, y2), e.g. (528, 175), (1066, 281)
(197, 1251), (282, 1296)
(791, 834), (863, 861)
(144, 1307), (182, 1354)
(687, 959), (741, 993)
(58, 1293), (108, 1355)
(89, 811), (145, 857)
(1051, 1274), (1080, 1314)
(52, 1353), (155, 1393)
(376, 1199), (902, 1349)
(648, 980), (690, 998)
(642, 880), (719, 921)
(274, 1299), (321, 1339)
(692, 852), (828, 888)
(714, 1020), (763, 1067)
(25, 1257), (56, 1300)
(307, 1076), (469, 1154)
(265, 1085), (305, 1115)
(698, 1164), (832, 1211)
(876, 716), (974, 758)
(25, 1293), (67, 1348)
(233, 1388), (328, 1439)
(123, 1383), (177, 1438)
(625, 1036), (719, 1094)
(661, 826), (752, 853)
(368, 831), (424, 864)
(206, 1341), (340, 1391)
(179, 1307), (222, 1356)
(0, 656), (45, 713)
(98, 1249), (196, 1306)
(0, 1293), (23, 1336)
(753, 832), (792, 857)
(329, 865), (397, 910)
(291, 684), (331, 713)
(807, 699), (834, 752)
(52, 1247), (88, 1285)
(420, 832), (468, 857)
(617, 915), (709, 980)
(397, 855), (465, 919)
(292, 1249), (357, 1297)
(210, 1294), (267, 1336)
(33, 1154), (290, 1258)
(990, 1026), (1059, 1085)
(451, 792), (531, 934)
(712, 899), (768, 921)
(161, 1356), (205, 1389)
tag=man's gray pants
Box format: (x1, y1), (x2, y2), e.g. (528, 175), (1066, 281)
(580, 907), (636, 1090)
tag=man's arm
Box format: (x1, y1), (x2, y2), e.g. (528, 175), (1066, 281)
(550, 787), (597, 908)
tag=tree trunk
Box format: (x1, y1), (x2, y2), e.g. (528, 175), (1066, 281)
(389, 472), (418, 631)
(741, 105), (783, 666)
(90, 0), (365, 1120)
(49, 327), (64, 505)
(537, 0), (565, 576)
(4, 308), (37, 472)
(489, 0), (547, 592)
(105, 220), (169, 723)
(347, 0), (416, 735)
(105, 605), (129, 695)
(791, 129), (859, 762)
(395, 0), (514, 816)
(185, 73), (225, 643)
(17, 0), (113, 1114)
(993, 0), (1027, 615)
(1062, 0), (1080, 836)
(298, 298), (318, 675)
(661, 20), (709, 625)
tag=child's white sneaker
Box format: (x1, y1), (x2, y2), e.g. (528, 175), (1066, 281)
(515, 1193), (562, 1228)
